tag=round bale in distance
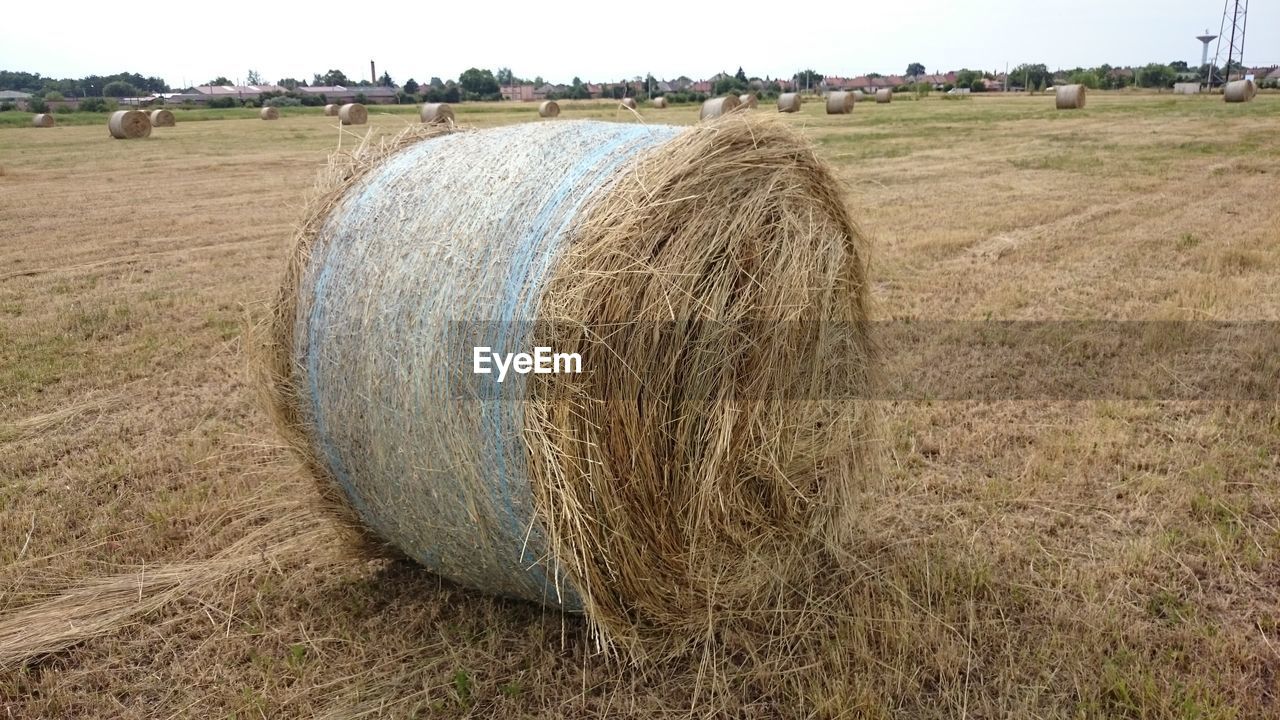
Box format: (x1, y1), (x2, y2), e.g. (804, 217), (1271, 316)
(825, 91), (855, 114)
(420, 103), (454, 124)
(323, 104), (340, 116)
(875, 88), (893, 104)
(1055, 84), (1087, 110)
(260, 106), (280, 121)
(737, 92), (758, 109)
(538, 100), (560, 118)
(621, 97), (637, 110)
(777, 92), (801, 113)
(32, 113), (55, 128)
(149, 109), (175, 127)
(339, 103), (368, 126)
(108, 110), (151, 139)
(1223, 79), (1256, 103)
(263, 117), (874, 649)
(651, 96), (668, 108)
(699, 95), (741, 121)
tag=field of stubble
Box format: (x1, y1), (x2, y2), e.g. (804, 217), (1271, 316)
(1, 94), (1279, 718)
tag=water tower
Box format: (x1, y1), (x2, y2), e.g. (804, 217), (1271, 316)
(1196, 30), (1217, 72)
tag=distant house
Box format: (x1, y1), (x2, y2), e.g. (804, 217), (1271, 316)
(692, 80), (712, 93)
(296, 85), (399, 104)
(501, 84), (536, 101)
(0, 90), (32, 107)
(194, 84), (288, 102)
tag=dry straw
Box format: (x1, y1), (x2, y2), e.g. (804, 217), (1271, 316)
(826, 91), (855, 114)
(1224, 79), (1256, 103)
(108, 110), (150, 139)
(149, 108), (175, 127)
(324, 103), (340, 116)
(260, 106), (280, 120)
(538, 100), (560, 118)
(738, 92), (759, 109)
(777, 92), (801, 113)
(420, 103), (454, 124)
(32, 113), (54, 128)
(699, 95), (741, 121)
(651, 96), (668, 108)
(875, 88), (893, 103)
(339, 103), (368, 125)
(620, 97), (637, 110)
(261, 115), (875, 659)
(1055, 84), (1087, 110)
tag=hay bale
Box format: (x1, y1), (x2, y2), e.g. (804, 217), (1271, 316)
(108, 110), (151, 139)
(262, 117), (873, 653)
(32, 113), (55, 128)
(737, 92), (758, 109)
(420, 103), (454, 124)
(1224, 79), (1256, 103)
(825, 91), (855, 114)
(339, 103), (367, 125)
(651, 96), (668, 108)
(875, 89), (893, 104)
(1055, 84), (1087, 110)
(699, 95), (741, 121)
(260, 106), (280, 121)
(621, 97), (637, 110)
(149, 109), (175, 127)
(538, 100), (560, 118)
(777, 92), (801, 113)
(323, 104), (340, 116)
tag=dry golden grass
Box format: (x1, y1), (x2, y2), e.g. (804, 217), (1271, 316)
(1, 94), (1279, 718)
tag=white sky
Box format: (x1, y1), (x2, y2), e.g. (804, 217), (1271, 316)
(2, 0), (1276, 88)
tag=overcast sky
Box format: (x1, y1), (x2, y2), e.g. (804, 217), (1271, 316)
(3, 0), (1276, 87)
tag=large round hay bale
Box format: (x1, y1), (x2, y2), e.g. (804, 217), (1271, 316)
(538, 100), (560, 118)
(420, 103), (454, 124)
(699, 95), (741, 121)
(1055, 84), (1087, 110)
(1223, 79), (1256, 103)
(825, 91), (855, 114)
(260, 106), (280, 121)
(108, 110), (151, 139)
(875, 89), (893, 104)
(263, 117), (873, 651)
(777, 92), (801, 113)
(323, 104), (340, 116)
(339, 103), (367, 125)
(621, 97), (637, 110)
(651, 96), (668, 108)
(32, 113), (55, 128)
(737, 92), (758, 109)
(149, 109), (175, 127)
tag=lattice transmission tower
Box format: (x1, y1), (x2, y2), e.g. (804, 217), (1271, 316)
(1208, 0), (1248, 87)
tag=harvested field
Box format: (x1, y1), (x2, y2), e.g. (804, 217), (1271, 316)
(1, 94), (1279, 718)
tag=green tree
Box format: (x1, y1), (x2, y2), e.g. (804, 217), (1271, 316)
(734, 66), (747, 83)
(1136, 63), (1175, 89)
(246, 69), (262, 85)
(403, 78), (419, 94)
(379, 71), (393, 87)
(320, 69), (350, 86)
(495, 68), (515, 86)
(1168, 60), (1189, 72)
(277, 78), (303, 89)
(955, 69), (981, 88)
(102, 81), (139, 97)
(458, 68), (500, 98)
(207, 76), (232, 86)
(906, 62), (926, 78)
(794, 69), (822, 90)
(1068, 70), (1100, 89)
(1011, 63), (1051, 90)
